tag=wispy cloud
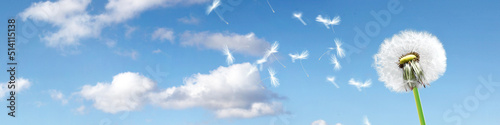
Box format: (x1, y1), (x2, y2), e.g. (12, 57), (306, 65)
(152, 49), (162, 54)
(364, 116), (371, 125)
(180, 31), (270, 56)
(178, 15), (200, 25)
(152, 28), (175, 43)
(115, 50), (139, 60)
(49, 90), (68, 105)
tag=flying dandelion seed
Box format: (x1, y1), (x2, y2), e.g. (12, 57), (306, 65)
(266, 41), (286, 68)
(256, 58), (267, 70)
(293, 12), (307, 25)
(334, 39), (345, 58)
(223, 45), (234, 65)
(289, 50), (309, 77)
(363, 116), (371, 125)
(268, 68), (280, 87)
(326, 76), (339, 88)
(330, 55), (341, 71)
(348, 78), (371, 91)
(374, 30), (446, 125)
(266, 0), (275, 13)
(316, 15), (341, 32)
(318, 47), (334, 61)
(319, 38), (345, 60)
(206, 0), (221, 15)
(214, 11), (229, 24)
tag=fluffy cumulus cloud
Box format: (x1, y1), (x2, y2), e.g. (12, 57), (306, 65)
(149, 63), (283, 118)
(80, 72), (156, 113)
(0, 78), (31, 98)
(19, 0), (210, 48)
(180, 31), (271, 56)
(79, 63), (283, 118)
(152, 28), (175, 42)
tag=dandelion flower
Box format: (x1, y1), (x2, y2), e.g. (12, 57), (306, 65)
(293, 12), (307, 25)
(289, 50), (309, 77)
(373, 30), (446, 125)
(326, 76), (339, 88)
(330, 55), (341, 71)
(348, 78), (371, 91)
(268, 68), (280, 87)
(223, 45), (234, 65)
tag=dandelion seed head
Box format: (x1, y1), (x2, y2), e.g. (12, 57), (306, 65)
(293, 12), (302, 18)
(374, 30), (446, 92)
(316, 15), (341, 29)
(326, 76), (339, 88)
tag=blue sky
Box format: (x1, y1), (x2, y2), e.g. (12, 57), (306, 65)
(1, 0), (500, 125)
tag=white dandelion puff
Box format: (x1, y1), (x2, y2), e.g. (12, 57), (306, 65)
(268, 68), (280, 87)
(266, 41), (286, 68)
(330, 55), (341, 71)
(374, 30), (446, 125)
(293, 12), (307, 25)
(316, 15), (341, 31)
(374, 30), (446, 92)
(206, 0), (221, 15)
(223, 45), (234, 65)
(363, 116), (371, 125)
(326, 76), (339, 88)
(348, 78), (371, 91)
(266, 0), (275, 13)
(334, 39), (345, 58)
(289, 50), (309, 77)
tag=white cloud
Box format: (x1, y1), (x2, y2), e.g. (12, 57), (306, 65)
(178, 15), (200, 25)
(363, 116), (371, 125)
(19, 0), (210, 49)
(80, 72), (156, 114)
(0, 78), (31, 98)
(124, 25), (137, 38)
(49, 90), (69, 105)
(311, 119), (327, 125)
(348, 78), (372, 91)
(152, 49), (162, 54)
(152, 28), (175, 42)
(180, 31), (271, 56)
(78, 63), (283, 118)
(75, 105), (86, 114)
(148, 63), (283, 118)
(115, 50), (139, 60)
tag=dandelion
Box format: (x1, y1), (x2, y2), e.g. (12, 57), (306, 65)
(326, 76), (339, 88)
(374, 30), (446, 125)
(206, 0), (220, 15)
(223, 45), (234, 65)
(363, 116), (371, 125)
(266, 0), (275, 13)
(293, 12), (307, 25)
(289, 50), (309, 77)
(268, 68), (280, 87)
(316, 15), (341, 31)
(206, 0), (228, 24)
(318, 38), (345, 60)
(330, 55), (341, 71)
(348, 78), (371, 91)
(266, 41), (286, 68)
(334, 39), (345, 58)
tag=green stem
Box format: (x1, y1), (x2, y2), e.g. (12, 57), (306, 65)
(413, 88), (426, 125)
